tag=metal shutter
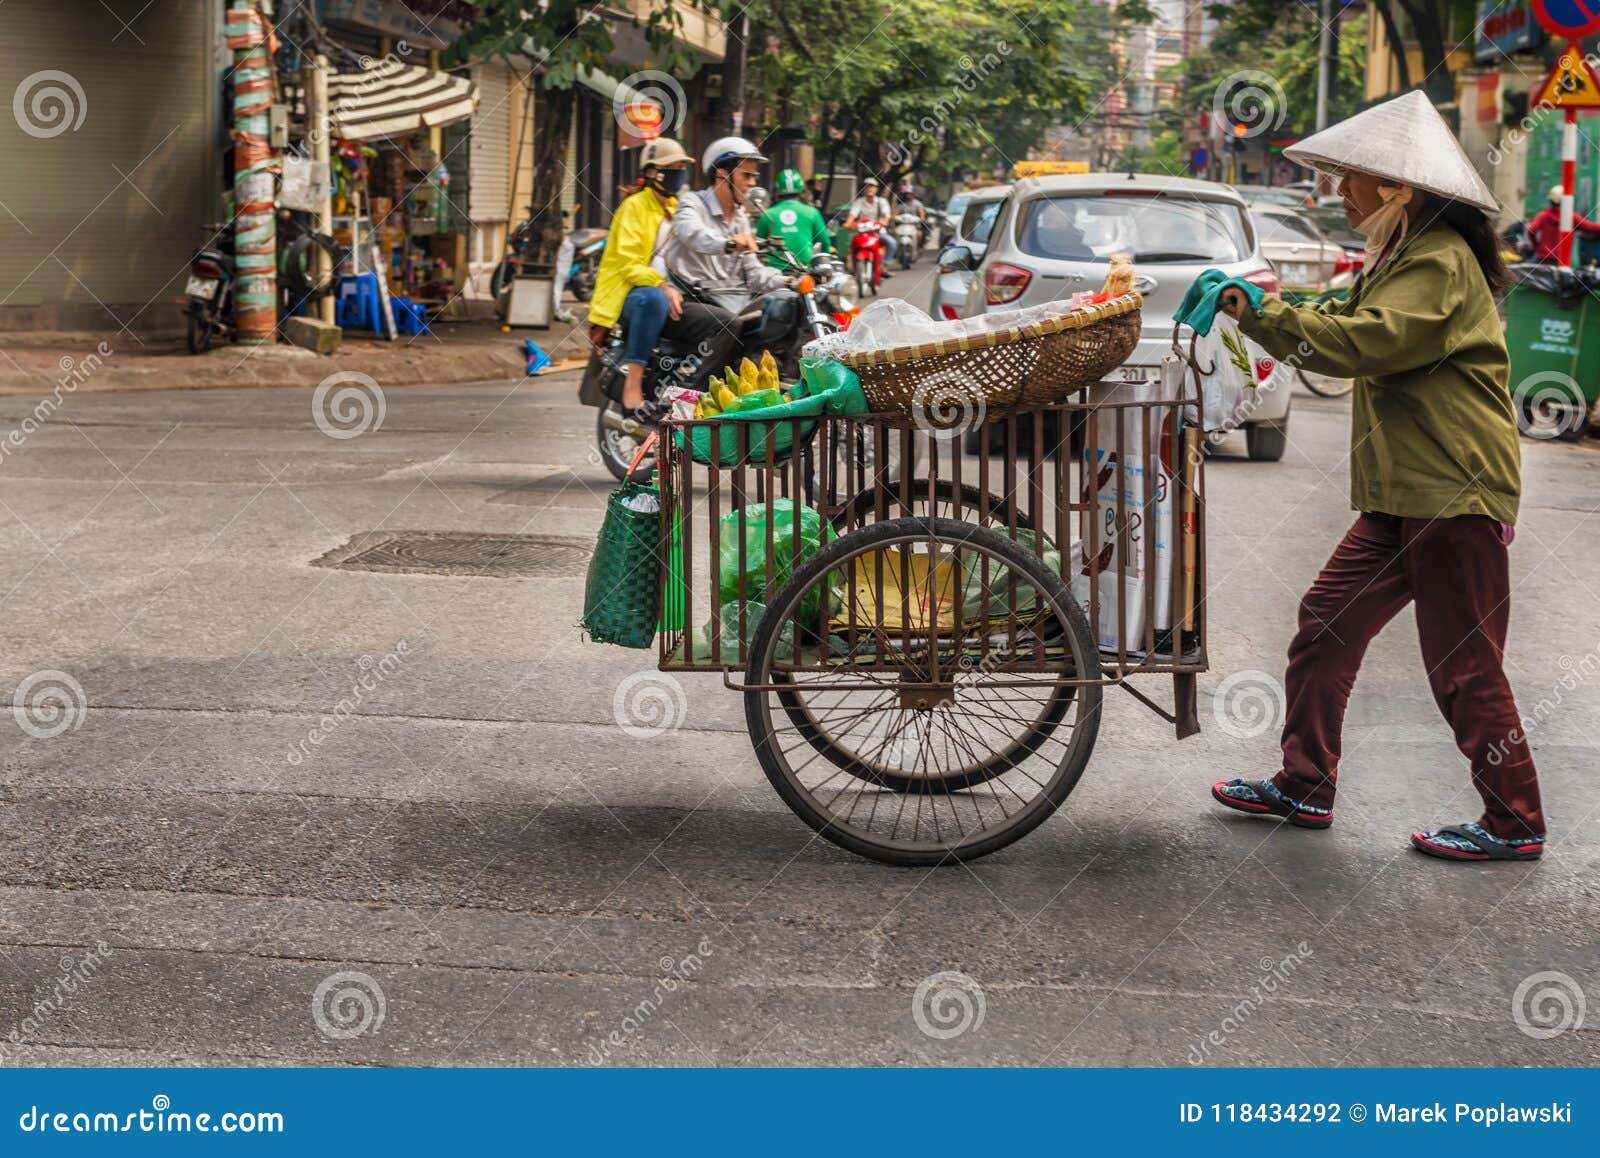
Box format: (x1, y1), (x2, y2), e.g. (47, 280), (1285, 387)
(468, 61), (512, 223)
(0, 0), (216, 329)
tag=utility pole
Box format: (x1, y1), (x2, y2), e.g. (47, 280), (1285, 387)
(723, 9), (748, 135)
(1315, 0), (1332, 132)
(225, 2), (278, 344)
(305, 52), (335, 324)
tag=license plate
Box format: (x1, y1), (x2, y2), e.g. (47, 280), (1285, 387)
(186, 276), (218, 300)
(1281, 263), (1310, 286)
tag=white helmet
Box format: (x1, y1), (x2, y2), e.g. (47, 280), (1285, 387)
(701, 135), (766, 174)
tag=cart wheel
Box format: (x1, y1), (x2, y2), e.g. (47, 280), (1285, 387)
(832, 479), (1035, 535)
(745, 517), (1102, 866)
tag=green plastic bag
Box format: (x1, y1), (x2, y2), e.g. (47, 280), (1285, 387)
(716, 499), (830, 625)
(690, 599), (799, 664)
(958, 529), (1061, 619)
(681, 391), (827, 467)
(799, 358), (870, 414)
(677, 360), (869, 468)
(580, 481), (662, 649)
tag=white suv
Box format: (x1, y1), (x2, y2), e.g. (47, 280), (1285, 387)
(953, 172), (1292, 461)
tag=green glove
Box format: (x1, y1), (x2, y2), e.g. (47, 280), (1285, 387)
(1173, 269), (1227, 329)
(1183, 276), (1265, 337)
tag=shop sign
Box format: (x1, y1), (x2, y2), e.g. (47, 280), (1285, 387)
(323, 0), (461, 49)
(621, 101), (664, 141)
(1476, 1), (1542, 61)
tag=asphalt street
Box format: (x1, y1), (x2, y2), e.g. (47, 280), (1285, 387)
(1, 261), (1597, 1066)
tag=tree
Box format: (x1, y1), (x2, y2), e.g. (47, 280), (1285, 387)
(449, 0), (720, 271)
(1183, 2), (1369, 159)
(1208, 0), (1476, 107)
(741, 0), (1150, 201)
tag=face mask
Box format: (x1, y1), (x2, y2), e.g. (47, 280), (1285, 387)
(650, 168), (686, 196)
(1355, 183), (1417, 263)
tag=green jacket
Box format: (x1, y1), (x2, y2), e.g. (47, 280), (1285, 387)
(756, 198), (833, 269)
(1239, 220), (1522, 525)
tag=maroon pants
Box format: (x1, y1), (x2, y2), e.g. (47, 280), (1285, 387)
(1272, 513), (1545, 839)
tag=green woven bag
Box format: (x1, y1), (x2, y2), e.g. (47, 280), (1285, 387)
(580, 481), (662, 649)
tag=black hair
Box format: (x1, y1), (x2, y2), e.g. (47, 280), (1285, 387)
(1420, 192), (1508, 294)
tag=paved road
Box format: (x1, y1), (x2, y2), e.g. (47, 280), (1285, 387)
(0, 262), (1596, 1066)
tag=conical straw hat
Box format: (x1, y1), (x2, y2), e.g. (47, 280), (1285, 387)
(1284, 90), (1498, 214)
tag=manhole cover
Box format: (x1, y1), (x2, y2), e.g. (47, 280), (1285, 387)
(313, 531), (592, 577)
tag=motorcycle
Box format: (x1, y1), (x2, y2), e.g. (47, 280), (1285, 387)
(566, 228), (607, 302)
(491, 223), (606, 307)
(582, 244), (854, 482)
(892, 212), (921, 270)
(850, 220), (886, 299)
(184, 223), (235, 354)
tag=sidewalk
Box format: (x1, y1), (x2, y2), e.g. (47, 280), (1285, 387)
(0, 307), (596, 396)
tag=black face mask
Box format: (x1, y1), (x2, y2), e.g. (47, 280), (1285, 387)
(649, 169), (687, 196)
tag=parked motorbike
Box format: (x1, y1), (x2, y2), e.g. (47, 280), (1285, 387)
(892, 212), (921, 270)
(491, 222), (605, 306)
(184, 223), (235, 354)
(582, 244), (854, 482)
(566, 228), (607, 302)
(850, 220), (886, 299)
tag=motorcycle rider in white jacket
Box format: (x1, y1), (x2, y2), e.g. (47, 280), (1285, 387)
(663, 137), (789, 312)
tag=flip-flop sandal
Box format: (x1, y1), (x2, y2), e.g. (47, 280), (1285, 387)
(1211, 777), (1334, 829)
(1410, 823), (1544, 862)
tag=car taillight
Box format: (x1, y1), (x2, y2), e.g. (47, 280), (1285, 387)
(1333, 250), (1365, 275)
(1243, 269), (1280, 297)
(939, 305), (960, 321)
(983, 263), (1031, 305)
(193, 259), (223, 280)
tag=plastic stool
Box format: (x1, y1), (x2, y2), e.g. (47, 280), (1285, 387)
(335, 274), (384, 336)
(391, 296), (429, 336)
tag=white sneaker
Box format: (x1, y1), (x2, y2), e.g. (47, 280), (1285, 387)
(554, 309), (579, 324)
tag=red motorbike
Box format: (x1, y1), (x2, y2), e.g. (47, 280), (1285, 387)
(849, 219), (885, 299)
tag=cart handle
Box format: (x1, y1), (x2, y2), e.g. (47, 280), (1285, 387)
(627, 430), (659, 479)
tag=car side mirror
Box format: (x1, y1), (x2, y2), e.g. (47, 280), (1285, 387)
(938, 245), (977, 272)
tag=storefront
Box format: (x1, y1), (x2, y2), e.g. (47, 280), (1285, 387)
(0, 0), (219, 332)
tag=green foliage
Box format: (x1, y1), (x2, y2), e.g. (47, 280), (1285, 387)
(742, 0), (1148, 187)
(447, 0), (718, 88)
(1184, 4), (1369, 138)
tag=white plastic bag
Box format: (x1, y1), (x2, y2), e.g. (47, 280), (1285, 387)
(280, 157), (328, 213)
(1191, 315), (1278, 432)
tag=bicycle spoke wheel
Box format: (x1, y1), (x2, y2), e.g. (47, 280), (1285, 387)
(745, 517), (1101, 866)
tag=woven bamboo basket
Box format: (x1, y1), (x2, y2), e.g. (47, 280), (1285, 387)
(836, 293), (1144, 417)
(835, 320), (1039, 414)
(1018, 292), (1144, 405)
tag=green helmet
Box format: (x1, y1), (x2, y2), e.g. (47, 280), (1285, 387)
(775, 168), (805, 197)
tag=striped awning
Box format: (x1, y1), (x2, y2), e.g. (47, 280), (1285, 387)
(328, 57), (478, 141)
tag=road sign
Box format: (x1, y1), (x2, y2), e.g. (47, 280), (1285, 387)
(1533, 0), (1600, 39)
(1533, 47), (1600, 109)
(1190, 147), (1209, 172)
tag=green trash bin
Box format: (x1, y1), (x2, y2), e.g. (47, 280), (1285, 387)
(1504, 265), (1600, 440)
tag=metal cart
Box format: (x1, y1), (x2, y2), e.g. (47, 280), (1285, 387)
(653, 348), (1209, 866)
